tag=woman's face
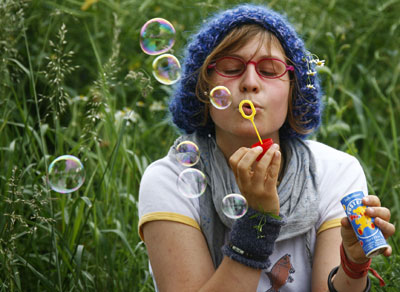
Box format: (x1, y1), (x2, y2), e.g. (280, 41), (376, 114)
(208, 35), (291, 147)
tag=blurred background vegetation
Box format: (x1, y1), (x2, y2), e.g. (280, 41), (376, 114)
(0, 0), (399, 291)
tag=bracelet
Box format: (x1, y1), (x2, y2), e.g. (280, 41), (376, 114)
(227, 243), (268, 262)
(340, 243), (371, 278)
(327, 266), (371, 292)
(221, 208), (286, 270)
(340, 243), (385, 287)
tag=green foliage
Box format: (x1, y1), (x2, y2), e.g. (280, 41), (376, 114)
(0, 0), (399, 291)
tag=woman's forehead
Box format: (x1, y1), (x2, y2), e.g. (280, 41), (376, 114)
(229, 34), (286, 60)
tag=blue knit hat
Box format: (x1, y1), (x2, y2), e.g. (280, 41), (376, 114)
(169, 4), (323, 139)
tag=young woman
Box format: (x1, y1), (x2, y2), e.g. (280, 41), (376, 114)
(138, 4), (395, 291)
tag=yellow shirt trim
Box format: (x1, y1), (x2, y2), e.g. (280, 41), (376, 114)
(138, 212), (201, 241)
(317, 218), (342, 235)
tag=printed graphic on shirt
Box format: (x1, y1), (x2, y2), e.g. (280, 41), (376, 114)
(265, 254), (295, 292)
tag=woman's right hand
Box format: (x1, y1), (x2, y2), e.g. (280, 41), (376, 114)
(229, 144), (281, 215)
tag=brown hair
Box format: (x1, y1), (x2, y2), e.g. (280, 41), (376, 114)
(195, 24), (310, 136)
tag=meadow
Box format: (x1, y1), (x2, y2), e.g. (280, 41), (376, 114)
(0, 0), (399, 291)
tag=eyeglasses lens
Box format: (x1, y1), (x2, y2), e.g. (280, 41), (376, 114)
(257, 59), (285, 78)
(216, 58), (244, 77)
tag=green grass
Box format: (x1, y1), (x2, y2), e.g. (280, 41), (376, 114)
(0, 0), (399, 291)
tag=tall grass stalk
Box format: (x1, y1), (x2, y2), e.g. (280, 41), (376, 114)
(24, 26), (63, 291)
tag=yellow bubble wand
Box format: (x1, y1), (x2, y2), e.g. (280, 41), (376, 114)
(239, 100), (263, 145)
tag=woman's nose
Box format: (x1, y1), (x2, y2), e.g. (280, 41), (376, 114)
(240, 63), (260, 93)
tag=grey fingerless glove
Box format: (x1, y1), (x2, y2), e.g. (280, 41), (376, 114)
(221, 207), (286, 269)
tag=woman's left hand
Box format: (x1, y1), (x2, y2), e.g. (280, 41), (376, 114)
(340, 195), (396, 263)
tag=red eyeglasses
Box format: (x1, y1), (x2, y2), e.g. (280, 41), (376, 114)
(207, 56), (294, 79)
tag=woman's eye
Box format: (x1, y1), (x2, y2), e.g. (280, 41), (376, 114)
(258, 61), (284, 77)
(223, 68), (242, 75)
(217, 59), (243, 75)
(259, 69), (276, 76)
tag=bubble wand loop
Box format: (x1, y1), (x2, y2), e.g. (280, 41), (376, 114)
(239, 100), (263, 145)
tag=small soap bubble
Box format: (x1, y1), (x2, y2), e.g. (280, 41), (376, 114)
(176, 141), (200, 167)
(210, 86), (232, 110)
(47, 155), (85, 194)
(222, 194), (248, 219)
(152, 54), (181, 85)
(177, 168), (207, 199)
(140, 18), (176, 55)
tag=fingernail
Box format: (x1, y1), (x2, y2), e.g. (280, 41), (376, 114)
(255, 146), (263, 152)
(271, 143), (279, 150)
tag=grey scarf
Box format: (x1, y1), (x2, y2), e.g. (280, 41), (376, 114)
(170, 133), (319, 267)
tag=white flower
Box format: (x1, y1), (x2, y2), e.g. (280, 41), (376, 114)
(73, 95), (88, 102)
(315, 59), (325, 67)
(307, 70), (317, 76)
(136, 101), (145, 107)
(306, 84), (316, 90)
(124, 110), (139, 123)
(115, 107), (138, 123)
(149, 101), (166, 112)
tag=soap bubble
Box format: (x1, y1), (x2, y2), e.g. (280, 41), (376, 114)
(48, 155), (85, 194)
(177, 168), (207, 198)
(140, 18), (176, 55)
(222, 194), (248, 219)
(152, 54), (181, 85)
(210, 86), (232, 110)
(176, 141), (200, 167)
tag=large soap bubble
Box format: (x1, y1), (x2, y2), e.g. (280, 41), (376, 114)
(152, 54), (181, 85)
(222, 194), (248, 219)
(177, 168), (207, 199)
(47, 155), (85, 194)
(175, 141), (200, 167)
(210, 86), (232, 110)
(140, 18), (176, 55)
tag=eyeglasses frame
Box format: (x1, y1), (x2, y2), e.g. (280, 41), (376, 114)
(207, 56), (294, 79)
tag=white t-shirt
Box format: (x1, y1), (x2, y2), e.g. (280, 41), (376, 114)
(138, 140), (368, 292)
